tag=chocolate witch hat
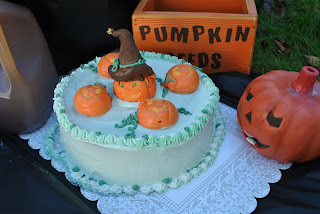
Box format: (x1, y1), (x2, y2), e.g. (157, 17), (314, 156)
(107, 28), (154, 82)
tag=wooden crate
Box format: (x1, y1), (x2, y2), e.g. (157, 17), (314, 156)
(132, 0), (257, 74)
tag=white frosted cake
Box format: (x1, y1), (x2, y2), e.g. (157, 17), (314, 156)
(53, 51), (225, 195)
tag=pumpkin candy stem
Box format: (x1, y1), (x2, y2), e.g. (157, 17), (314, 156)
(291, 66), (319, 95)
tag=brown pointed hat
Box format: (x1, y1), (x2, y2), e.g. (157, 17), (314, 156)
(107, 28), (154, 82)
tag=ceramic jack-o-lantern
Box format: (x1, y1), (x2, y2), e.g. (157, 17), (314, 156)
(73, 83), (112, 116)
(137, 99), (179, 129)
(113, 74), (157, 102)
(162, 64), (199, 94)
(97, 52), (120, 78)
(237, 66), (320, 163)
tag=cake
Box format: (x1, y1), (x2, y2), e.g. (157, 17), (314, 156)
(52, 29), (225, 195)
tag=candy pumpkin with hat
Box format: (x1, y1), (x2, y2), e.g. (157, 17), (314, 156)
(107, 28), (156, 102)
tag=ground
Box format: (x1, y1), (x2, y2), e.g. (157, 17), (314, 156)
(252, 0), (320, 75)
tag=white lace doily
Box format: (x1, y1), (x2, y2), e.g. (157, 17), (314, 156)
(20, 103), (292, 214)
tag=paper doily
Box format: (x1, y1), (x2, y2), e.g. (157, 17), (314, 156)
(20, 103), (292, 214)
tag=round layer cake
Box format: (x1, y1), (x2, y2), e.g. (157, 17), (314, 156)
(53, 51), (222, 192)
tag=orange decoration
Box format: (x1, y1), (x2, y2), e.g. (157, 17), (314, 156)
(137, 99), (179, 129)
(162, 64), (199, 94)
(73, 83), (112, 116)
(97, 52), (119, 78)
(237, 66), (320, 163)
(113, 74), (157, 102)
(132, 0), (257, 74)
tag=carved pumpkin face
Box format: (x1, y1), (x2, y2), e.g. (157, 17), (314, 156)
(113, 74), (157, 102)
(73, 83), (112, 116)
(97, 52), (119, 78)
(162, 64), (199, 94)
(137, 99), (179, 129)
(237, 66), (320, 163)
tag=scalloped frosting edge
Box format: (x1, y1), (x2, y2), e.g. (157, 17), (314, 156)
(53, 51), (220, 149)
(44, 104), (225, 196)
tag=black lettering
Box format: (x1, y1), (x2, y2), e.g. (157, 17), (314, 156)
(188, 53), (195, 64)
(139, 26), (151, 40)
(154, 27), (167, 42)
(166, 52), (174, 56)
(178, 53), (186, 59)
(235, 26), (250, 42)
(171, 27), (189, 43)
(198, 53), (208, 68)
(192, 26), (204, 41)
(211, 53), (221, 69)
(208, 27), (221, 44)
(226, 28), (232, 42)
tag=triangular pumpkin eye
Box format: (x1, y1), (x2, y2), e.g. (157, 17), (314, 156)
(246, 92), (253, 101)
(267, 111), (282, 128)
(246, 112), (252, 124)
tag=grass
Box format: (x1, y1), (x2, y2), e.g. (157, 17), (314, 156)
(252, 0), (320, 74)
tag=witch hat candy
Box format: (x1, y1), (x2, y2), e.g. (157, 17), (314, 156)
(107, 28), (154, 82)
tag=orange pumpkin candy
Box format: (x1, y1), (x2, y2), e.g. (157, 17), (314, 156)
(73, 83), (112, 116)
(137, 99), (179, 129)
(163, 64), (199, 94)
(97, 52), (120, 78)
(113, 74), (157, 102)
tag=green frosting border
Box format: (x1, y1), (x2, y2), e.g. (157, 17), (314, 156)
(53, 51), (220, 149)
(44, 104), (225, 196)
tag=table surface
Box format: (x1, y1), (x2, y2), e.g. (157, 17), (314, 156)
(1, 71), (320, 214)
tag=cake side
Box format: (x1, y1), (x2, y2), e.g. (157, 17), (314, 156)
(60, 113), (214, 186)
(45, 105), (225, 195)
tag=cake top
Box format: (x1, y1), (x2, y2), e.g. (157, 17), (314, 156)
(53, 51), (219, 150)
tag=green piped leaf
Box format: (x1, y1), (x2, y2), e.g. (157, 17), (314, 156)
(178, 108), (192, 115)
(155, 77), (164, 85)
(132, 185), (140, 191)
(162, 87), (168, 98)
(115, 112), (139, 138)
(201, 109), (210, 115)
(196, 161), (204, 168)
(162, 178), (172, 184)
(99, 180), (106, 186)
(184, 127), (191, 133)
(165, 74), (175, 83)
(60, 109), (66, 113)
(142, 134), (149, 141)
(125, 132), (135, 139)
(96, 132), (102, 136)
(72, 167), (80, 172)
(115, 119), (128, 128)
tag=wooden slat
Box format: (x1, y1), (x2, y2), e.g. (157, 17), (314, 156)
(132, 0), (257, 74)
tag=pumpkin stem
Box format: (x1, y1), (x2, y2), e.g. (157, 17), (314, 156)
(291, 66), (319, 94)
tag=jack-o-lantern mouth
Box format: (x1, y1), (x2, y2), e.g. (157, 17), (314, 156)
(120, 91), (142, 99)
(243, 129), (269, 149)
